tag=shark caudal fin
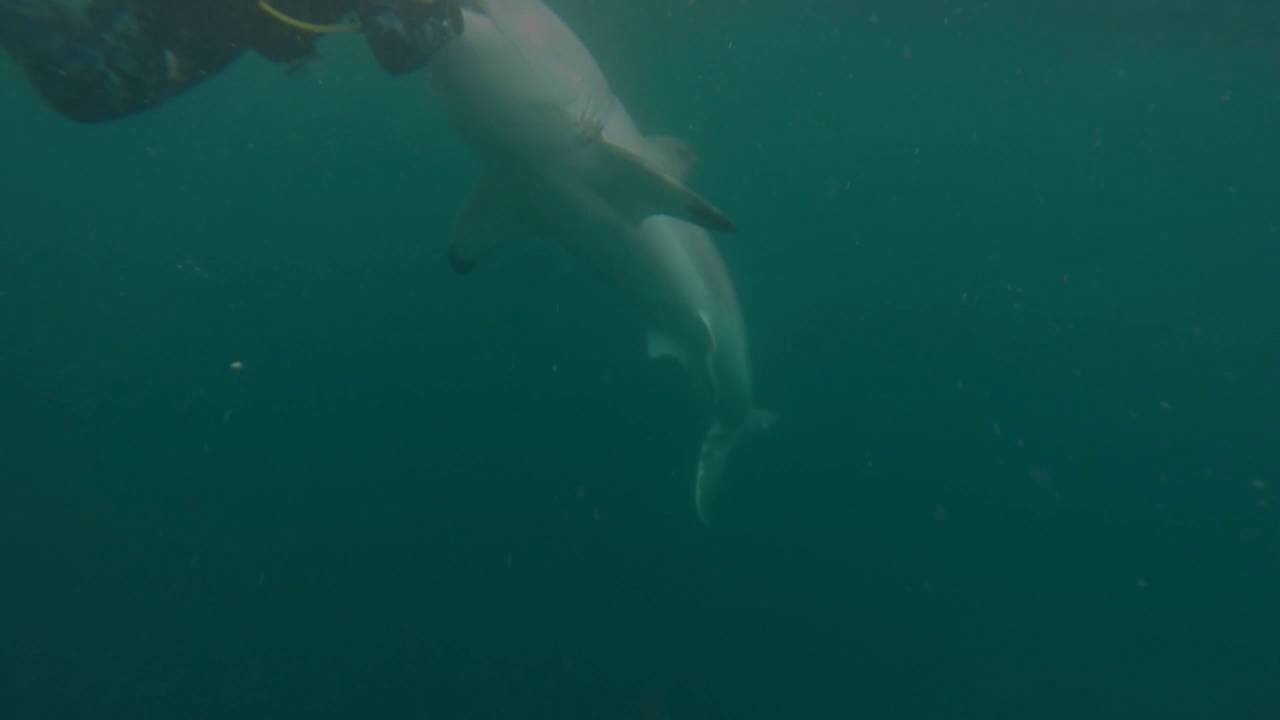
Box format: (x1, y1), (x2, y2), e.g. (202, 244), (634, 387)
(694, 409), (777, 524)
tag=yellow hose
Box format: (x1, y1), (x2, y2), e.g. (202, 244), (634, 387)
(257, 0), (361, 34)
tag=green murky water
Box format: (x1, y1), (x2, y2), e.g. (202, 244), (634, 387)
(2, 1), (1277, 716)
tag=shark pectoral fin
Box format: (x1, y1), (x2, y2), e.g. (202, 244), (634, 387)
(593, 140), (737, 234)
(448, 174), (547, 274)
(449, 179), (506, 274)
(646, 135), (699, 183)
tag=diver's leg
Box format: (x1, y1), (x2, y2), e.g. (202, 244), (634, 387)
(0, 0), (237, 123)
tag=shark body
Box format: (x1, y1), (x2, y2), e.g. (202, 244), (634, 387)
(432, 0), (770, 521)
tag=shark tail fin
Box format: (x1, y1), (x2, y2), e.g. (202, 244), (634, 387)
(694, 409), (777, 524)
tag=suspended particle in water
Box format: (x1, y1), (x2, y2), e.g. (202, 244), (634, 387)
(1028, 466), (1053, 488)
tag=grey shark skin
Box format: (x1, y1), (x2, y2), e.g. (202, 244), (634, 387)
(431, 0), (771, 522)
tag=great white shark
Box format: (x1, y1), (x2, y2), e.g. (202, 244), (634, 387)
(430, 0), (772, 522)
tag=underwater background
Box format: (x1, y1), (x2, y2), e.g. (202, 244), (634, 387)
(2, 0), (1278, 717)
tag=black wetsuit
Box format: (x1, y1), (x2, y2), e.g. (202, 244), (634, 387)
(0, 0), (462, 123)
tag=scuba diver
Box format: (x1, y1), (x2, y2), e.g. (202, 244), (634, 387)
(0, 0), (463, 123)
